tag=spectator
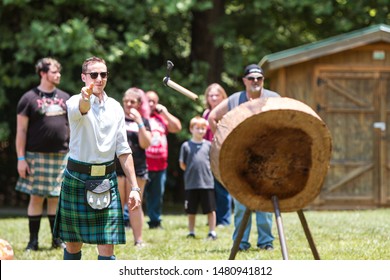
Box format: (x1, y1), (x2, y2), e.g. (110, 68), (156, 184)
(144, 90), (182, 229)
(202, 83), (232, 227)
(179, 116), (217, 240)
(15, 57), (69, 251)
(53, 56), (141, 260)
(208, 64), (280, 251)
(116, 87), (151, 247)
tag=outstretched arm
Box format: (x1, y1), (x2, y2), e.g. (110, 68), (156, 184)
(79, 83), (94, 115)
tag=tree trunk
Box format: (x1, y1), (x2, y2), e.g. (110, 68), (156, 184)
(191, 0), (225, 84)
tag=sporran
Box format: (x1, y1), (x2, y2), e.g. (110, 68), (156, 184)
(85, 179), (113, 210)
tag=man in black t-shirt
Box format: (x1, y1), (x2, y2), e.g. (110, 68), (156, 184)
(15, 57), (70, 251)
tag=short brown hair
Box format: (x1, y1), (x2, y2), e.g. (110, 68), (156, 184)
(82, 56), (106, 73)
(189, 116), (208, 130)
(35, 57), (61, 77)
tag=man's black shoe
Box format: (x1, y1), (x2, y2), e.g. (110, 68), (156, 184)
(186, 233), (196, 238)
(149, 223), (163, 229)
(25, 241), (39, 251)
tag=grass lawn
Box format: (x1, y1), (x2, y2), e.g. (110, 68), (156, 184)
(1, 207), (389, 260)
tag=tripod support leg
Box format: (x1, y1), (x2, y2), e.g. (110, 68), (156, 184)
(272, 195), (289, 260)
(297, 210), (320, 260)
(229, 208), (251, 260)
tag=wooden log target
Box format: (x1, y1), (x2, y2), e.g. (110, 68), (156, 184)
(210, 97), (332, 212)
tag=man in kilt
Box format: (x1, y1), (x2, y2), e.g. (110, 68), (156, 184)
(16, 57), (69, 251)
(53, 56), (141, 260)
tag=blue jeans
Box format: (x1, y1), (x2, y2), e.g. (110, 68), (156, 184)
(214, 178), (232, 225)
(144, 169), (166, 227)
(232, 198), (274, 250)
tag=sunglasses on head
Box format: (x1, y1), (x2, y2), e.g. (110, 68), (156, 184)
(85, 72), (108, 79)
(246, 76), (264, 81)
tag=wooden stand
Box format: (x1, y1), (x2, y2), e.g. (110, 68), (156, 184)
(229, 195), (320, 260)
(209, 98), (332, 260)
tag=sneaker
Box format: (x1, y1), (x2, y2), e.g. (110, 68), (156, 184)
(149, 224), (163, 230)
(207, 233), (217, 240)
(238, 244), (251, 251)
(52, 238), (66, 249)
(134, 241), (145, 248)
(25, 240), (39, 251)
(265, 245), (274, 251)
(258, 244), (274, 251)
(148, 221), (163, 229)
(186, 233), (196, 239)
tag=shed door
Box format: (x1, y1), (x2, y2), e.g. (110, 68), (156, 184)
(315, 68), (390, 208)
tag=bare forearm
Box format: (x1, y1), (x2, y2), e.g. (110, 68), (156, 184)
(15, 132), (27, 157)
(208, 99), (228, 134)
(15, 115), (28, 157)
(119, 153), (138, 188)
(138, 127), (151, 149)
(162, 111), (182, 133)
(15, 116), (29, 177)
(208, 115), (218, 134)
(119, 153), (141, 210)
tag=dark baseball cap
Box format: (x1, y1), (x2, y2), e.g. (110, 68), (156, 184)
(243, 64), (264, 76)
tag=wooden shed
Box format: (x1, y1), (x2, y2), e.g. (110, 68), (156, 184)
(260, 24), (390, 209)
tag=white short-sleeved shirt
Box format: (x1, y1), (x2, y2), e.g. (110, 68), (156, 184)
(66, 92), (131, 163)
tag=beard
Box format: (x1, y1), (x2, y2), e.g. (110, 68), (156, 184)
(250, 84), (262, 93)
(46, 76), (60, 86)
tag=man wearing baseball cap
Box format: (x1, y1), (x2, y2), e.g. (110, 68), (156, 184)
(208, 63), (280, 251)
(244, 63), (264, 75)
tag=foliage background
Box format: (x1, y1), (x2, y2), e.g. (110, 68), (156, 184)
(1, 0), (390, 206)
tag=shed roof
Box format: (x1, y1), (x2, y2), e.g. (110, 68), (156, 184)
(260, 24), (390, 72)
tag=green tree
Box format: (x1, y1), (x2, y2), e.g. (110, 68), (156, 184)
(1, 0), (390, 206)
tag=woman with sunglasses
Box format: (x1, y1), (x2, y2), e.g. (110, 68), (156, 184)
(116, 87), (152, 248)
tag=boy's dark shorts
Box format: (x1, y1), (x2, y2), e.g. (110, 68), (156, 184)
(184, 189), (216, 214)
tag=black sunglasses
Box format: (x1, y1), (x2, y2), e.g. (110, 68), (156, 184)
(85, 72), (108, 79)
(246, 76), (264, 81)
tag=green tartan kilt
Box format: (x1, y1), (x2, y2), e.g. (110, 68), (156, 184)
(54, 167), (125, 245)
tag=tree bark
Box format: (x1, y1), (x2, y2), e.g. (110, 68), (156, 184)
(191, 0), (225, 84)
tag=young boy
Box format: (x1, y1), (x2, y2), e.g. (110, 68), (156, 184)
(179, 116), (217, 240)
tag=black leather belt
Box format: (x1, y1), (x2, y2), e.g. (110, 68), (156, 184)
(67, 160), (116, 176)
